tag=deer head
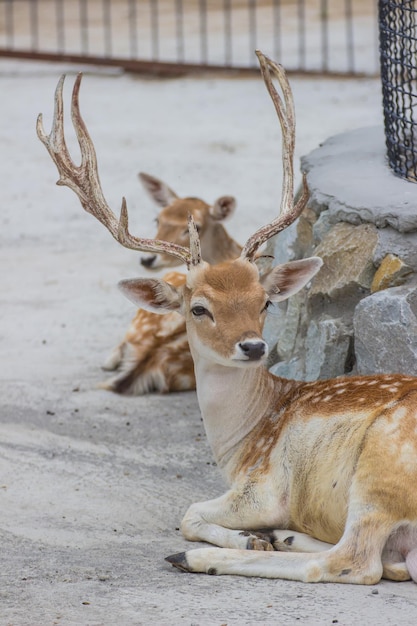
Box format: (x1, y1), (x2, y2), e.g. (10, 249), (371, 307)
(119, 256), (320, 368)
(138, 172), (239, 270)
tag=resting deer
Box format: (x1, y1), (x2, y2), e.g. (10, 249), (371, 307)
(37, 51), (417, 584)
(101, 172), (241, 394)
(137, 172), (241, 271)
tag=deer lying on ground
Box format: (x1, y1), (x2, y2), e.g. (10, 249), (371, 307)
(37, 51), (417, 584)
(101, 172), (241, 394)
(136, 171), (241, 271)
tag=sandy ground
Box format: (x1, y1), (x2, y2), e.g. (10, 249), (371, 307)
(1, 58), (417, 625)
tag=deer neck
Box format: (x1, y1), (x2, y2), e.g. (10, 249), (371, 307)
(192, 355), (277, 478)
(200, 224), (242, 264)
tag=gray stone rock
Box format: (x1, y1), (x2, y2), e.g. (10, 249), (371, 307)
(269, 357), (304, 381)
(375, 227), (417, 270)
(275, 296), (304, 361)
(309, 222), (378, 301)
(304, 318), (353, 381)
(262, 303), (286, 358)
(302, 126), (417, 233)
(265, 126), (417, 380)
(354, 285), (417, 375)
(263, 220), (299, 267)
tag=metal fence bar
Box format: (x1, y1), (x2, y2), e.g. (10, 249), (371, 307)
(102, 0), (112, 57)
(321, 0), (329, 72)
(272, 0), (281, 63)
(128, 0), (138, 59)
(297, 0), (306, 70)
(55, 0), (65, 53)
(175, 0), (185, 62)
(79, 0), (88, 55)
(224, 0), (232, 65)
(0, 0), (380, 77)
(345, 0), (355, 73)
(4, 0), (14, 48)
(199, 0), (208, 65)
(248, 0), (257, 65)
(30, 0), (39, 51)
(150, 0), (159, 61)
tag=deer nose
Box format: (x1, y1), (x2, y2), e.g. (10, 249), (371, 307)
(140, 254), (157, 268)
(239, 340), (267, 361)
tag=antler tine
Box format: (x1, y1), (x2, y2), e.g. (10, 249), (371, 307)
(187, 214), (202, 267)
(36, 74), (193, 267)
(241, 51), (309, 262)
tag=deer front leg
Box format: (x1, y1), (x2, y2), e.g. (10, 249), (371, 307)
(167, 510), (391, 584)
(179, 488), (288, 552)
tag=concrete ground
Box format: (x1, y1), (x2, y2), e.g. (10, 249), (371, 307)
(1, 58), (416, 625)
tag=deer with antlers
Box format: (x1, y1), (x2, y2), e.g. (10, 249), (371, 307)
(101, 172), (242, 394)
(37, 51), (417, 584)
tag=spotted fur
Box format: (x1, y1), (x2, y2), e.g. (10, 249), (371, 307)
(121, 258), (417, 585)
(101, 175), (241, 395)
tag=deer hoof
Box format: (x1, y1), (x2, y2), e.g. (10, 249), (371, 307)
(165, 552), (191, 572)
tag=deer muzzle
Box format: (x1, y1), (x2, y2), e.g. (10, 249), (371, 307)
(236, 338), (268, 362)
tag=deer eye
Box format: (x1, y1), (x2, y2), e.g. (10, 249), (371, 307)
(261, 300), (272, 313)
(191, 305), (208, 317)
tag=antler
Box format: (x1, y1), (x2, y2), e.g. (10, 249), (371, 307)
(36, 74), (201, 269)
(241, 50), (309, 262)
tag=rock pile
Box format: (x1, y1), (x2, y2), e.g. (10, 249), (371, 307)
(265, 126), (417, 379)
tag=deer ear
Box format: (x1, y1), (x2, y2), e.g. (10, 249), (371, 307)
(118, 278), (183, 314)
(210, 196), (236, 221)
(138, 172), (179, 207)
(261, 257), (323, 302)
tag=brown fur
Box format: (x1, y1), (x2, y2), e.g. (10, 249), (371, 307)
(102, 179), (242, 395)
(124, 258), (417, 584)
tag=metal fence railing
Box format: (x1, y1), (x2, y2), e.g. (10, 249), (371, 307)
(0, 1), (379, 76)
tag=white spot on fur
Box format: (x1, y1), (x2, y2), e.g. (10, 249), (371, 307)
(323, 394), (334, 402)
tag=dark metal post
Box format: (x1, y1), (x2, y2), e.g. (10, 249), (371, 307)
(379, 0), (417, 182)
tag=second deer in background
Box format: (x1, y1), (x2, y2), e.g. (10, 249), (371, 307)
(101, 172), (242, 394)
